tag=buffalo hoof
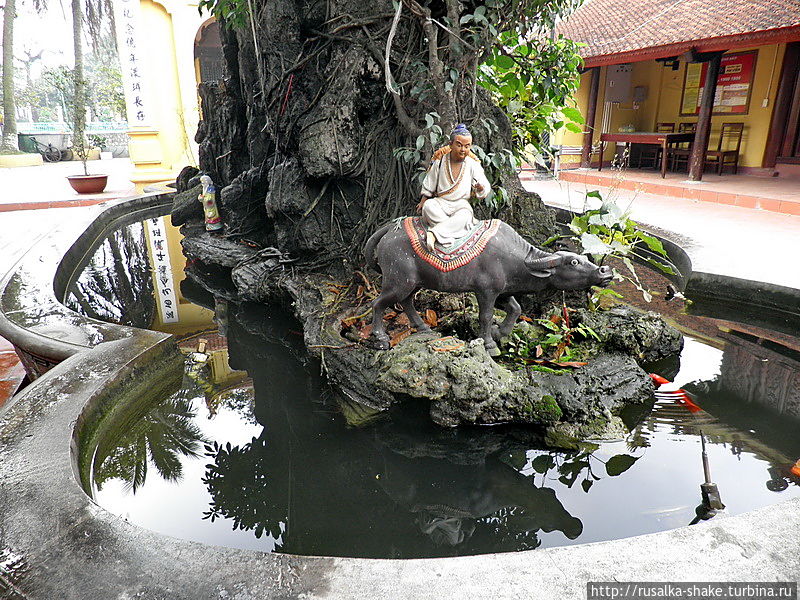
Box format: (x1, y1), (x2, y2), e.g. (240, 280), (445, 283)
(370, 334), (391, 350)
(484, 341), (501, 357)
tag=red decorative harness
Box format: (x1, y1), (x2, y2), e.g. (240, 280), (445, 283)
(402, 216), (501, 272)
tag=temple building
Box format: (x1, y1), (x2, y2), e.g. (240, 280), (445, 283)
(554, 0), (800, 181)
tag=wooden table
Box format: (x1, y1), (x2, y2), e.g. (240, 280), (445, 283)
(599, 132), (695, 178)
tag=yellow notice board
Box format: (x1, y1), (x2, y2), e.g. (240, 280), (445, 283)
(680, 51), (757, 116)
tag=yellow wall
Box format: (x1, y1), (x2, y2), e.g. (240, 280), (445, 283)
(561, 44), (788, 169)
(144, 215), (216, 335)
(140, 0), (195, 172)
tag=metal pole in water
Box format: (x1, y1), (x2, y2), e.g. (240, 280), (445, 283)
(699, 431), (725, 512)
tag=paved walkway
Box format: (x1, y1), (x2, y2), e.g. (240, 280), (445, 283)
(521, 174), (800, 290)
(0, 158), (137, 211)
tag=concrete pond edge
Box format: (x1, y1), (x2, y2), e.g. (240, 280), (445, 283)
(0, 195), (798, 598)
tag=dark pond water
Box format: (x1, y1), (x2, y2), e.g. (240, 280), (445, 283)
(64, 214), (800, 559)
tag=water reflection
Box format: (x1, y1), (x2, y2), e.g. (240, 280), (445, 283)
(64, 221), (155, 328)
(93, 392), (208, 493)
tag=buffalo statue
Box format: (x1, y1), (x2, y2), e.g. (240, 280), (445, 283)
(364, 220), (613, 356)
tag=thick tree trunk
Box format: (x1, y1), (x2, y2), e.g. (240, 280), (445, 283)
(193, 0), (555, 274)
(72, 0), (88, 174)
(1, 0), (19, 152)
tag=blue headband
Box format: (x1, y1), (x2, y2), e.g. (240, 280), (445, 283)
(451, 124), (471, 138)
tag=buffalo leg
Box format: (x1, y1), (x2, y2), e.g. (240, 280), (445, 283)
(400, 294), (431, 333)
(476, 291), (501, 356)
(492, 295), (521, 341)
(370, 284), (415, 349)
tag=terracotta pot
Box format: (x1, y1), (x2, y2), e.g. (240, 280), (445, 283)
(67, 174), (108, 194)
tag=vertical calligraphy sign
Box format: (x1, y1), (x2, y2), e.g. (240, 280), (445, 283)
(146, 217), (179, 323)
(112, 0), (153, 127)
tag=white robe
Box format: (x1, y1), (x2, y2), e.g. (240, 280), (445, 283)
(420, 153), (490, 247)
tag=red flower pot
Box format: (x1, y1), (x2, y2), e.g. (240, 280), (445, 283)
(67, 174), (108, 194)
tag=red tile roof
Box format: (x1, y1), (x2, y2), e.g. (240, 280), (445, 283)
(557, 0), (800, 66)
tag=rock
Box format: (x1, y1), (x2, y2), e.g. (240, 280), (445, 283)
(181, 231), (257, 268)
(578, 305), (684, 364)
(175, 165), (200, 192)
(170, 184), (203, 226)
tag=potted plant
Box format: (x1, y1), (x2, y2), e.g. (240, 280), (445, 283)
(66, 132), (108, 194)
(65, 15), (107, 195)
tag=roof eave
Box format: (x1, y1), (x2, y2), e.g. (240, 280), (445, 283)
(581, 24), (800, 68)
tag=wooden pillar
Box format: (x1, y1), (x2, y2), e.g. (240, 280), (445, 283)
(581, 67), (601, 168)
(688, 53), (723, 181)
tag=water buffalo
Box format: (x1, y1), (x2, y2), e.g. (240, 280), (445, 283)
(364, 220), (613, 355)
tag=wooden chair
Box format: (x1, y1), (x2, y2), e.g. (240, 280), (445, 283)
(668, 122), (697, 172)
(635, 122), (675, 169)
(705, 122), (744, 175)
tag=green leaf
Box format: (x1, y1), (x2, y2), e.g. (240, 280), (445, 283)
(605, 454), (639, 476)
(495, 55), (515, 70)
(531, 454), (555, 473)
(581, 478), (594, 493)
(642, 257), (676, 275)
(636, 231), (667, 256)
(562, 106), (585, 124)
(580, 232), (613, 255)
(564, 122), (583, 134)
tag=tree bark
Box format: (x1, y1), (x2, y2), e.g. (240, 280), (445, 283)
(1, 0), (19, 151)
(72, 0), (88, 174)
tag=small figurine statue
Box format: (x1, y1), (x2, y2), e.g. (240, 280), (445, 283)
(198, 175), (223, 232)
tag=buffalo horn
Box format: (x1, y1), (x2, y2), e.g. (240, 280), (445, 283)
(526, 254), (562, 270)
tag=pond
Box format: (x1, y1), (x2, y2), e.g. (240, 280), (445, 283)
(63, 213), (800, 559)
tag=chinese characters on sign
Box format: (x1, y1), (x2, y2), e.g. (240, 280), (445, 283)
(146, 217), (179, 324)
(681, 51), (757, 116)
(112, 0), (152, 126)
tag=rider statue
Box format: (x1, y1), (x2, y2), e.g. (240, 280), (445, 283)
(416, 124), (491, 251)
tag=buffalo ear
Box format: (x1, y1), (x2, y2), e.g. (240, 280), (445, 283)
(529, 268), (554, 278)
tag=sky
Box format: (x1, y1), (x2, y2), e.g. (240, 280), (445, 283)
(12, 2), (77, 77)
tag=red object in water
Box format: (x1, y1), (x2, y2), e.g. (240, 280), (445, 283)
(649, 373), (670, 387)
(675, 391), (703, 413)
(791, 460), (800, 478)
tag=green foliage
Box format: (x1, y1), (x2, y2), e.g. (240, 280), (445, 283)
(88, 134), (107, 148)
(564, 190), (678, 303)
(198, 0), (249, 29)
(477, 31), (584, 167)
(501, 307), (600, 368)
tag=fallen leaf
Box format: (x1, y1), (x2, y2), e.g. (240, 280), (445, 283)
(424, 309), (438, 327)
(525, 359), (586, 369)
(358, 324), (373, 339)
(383, 310), (397, 320)
(394, 313), (410, 327)
(519, 315), (533, 323)
(390, 328), (412, 347)
(341, 317), (359, 329)
(535, 344), (544, 358)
